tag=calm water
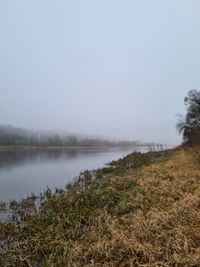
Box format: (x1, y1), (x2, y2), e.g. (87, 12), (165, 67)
(0, 146), (151, 202)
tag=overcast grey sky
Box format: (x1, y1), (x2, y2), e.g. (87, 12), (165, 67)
(1, 0), (200, 145)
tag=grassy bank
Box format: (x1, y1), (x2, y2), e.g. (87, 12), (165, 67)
(0, 147), (200, 266)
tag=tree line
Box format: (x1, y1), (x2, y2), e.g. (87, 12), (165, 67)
(0, 125), (155, 147)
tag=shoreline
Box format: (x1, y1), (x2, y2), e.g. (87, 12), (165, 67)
(2, 146), (199, 266)
(0, 144), (162, 151)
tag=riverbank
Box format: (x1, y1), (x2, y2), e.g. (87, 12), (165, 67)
(0, 146), (200, 266)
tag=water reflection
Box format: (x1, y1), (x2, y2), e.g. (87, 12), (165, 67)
(1, 146), (157, 170)
(0, 149), (82, 170)
(0, 146), (164, 202)
(0, 147), (144, 201)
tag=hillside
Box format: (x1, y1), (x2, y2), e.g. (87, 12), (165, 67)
(0, 146), (200, 266)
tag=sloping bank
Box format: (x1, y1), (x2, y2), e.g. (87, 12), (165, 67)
(0, 147), (200, 266)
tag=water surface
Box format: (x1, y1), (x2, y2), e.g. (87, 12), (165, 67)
(0, 146), (151, 202)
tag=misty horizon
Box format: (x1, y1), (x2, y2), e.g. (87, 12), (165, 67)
(1, 1), (200, 145)
(0, 124), (164, 146)
(0, 119), (181, 145)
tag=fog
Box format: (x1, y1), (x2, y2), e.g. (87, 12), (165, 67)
(1, 0), (200, 145)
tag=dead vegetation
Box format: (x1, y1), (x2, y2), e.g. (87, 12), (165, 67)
(0, 147), (200, 266)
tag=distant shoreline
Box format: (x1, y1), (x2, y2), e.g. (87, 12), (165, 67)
(0, 144), (161, 151)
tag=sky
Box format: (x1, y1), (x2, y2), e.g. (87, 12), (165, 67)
(1, 0), (200, 145)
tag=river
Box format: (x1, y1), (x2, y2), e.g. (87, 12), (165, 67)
(0, 146), (155, 202)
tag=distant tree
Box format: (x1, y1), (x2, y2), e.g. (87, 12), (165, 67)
(67, 136), (78, 146)
(177, 89), (200, 145)
(52, 135), (63, 145)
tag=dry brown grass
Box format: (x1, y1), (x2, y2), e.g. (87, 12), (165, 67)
(1, 147), (200, 266)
